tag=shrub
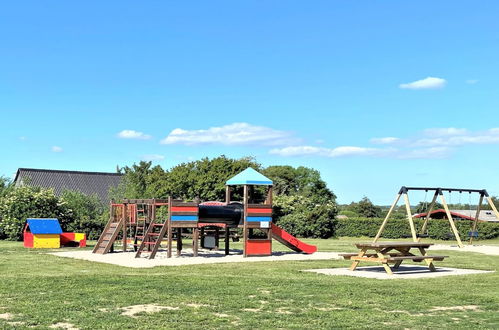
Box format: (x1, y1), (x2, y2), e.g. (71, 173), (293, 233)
(335, 217), (499, 240)
(0, 186), (72, 240)
(59, 190), (107, 239)
(273, 195), (337, 238)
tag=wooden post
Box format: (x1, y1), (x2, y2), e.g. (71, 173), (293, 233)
(192, 228), (199, 257)
(440, 192), (464, 248)
(167, 197), (172, 258)
(122, 202), (128, 252)
(403, 193), (418, 242)
(266, 186), (273, 205)
(418, 191), (438, 241)
(225, 186), (231, 204)
(469, 194), (484, 245)
(224, 227), (230, 255)
(485, 196), (499, 223)
(374, 193), (402, 242)
(176, 228), (182, 256)
(243, 185), (248, 257)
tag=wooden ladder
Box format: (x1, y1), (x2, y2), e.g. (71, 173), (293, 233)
(133, 205), (148, 251)
(134, 218), (169, 259)
(92, 217), (124, 254)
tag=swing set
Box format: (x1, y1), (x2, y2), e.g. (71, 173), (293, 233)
(374, 186), (499, 248)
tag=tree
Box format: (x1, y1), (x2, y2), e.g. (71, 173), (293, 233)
(354, 197), (382, 218)
(414, 201), (443, 214)
(59, 190), (106, 239)
(115, 156), (261, 201)
(262, 166), (336, 203)
(0, 176), (13, 198)
(160, 156), (261, 201)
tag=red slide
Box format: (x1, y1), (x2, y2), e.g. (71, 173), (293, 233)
(271, 223), (317, 254)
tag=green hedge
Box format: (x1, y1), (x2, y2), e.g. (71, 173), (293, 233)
(336, 217), (499, 240)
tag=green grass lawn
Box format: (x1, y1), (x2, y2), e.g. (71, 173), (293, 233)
(0, 238), (498, 329)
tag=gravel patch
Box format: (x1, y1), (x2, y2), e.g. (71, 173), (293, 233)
(304, 265), (493, 280)
(49, 250), (341, 268)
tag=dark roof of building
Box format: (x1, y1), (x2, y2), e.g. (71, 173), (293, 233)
(14, 168), (123, 203)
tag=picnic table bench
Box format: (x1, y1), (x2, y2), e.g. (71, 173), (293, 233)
(340, 242), (448, 275)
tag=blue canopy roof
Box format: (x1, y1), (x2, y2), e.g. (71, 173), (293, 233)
(226, 168), (273, 186)
(26, 219), (62, 234)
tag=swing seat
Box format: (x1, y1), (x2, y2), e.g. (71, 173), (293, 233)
(468, 231), (479, 238)
(416, 234), (429, 238)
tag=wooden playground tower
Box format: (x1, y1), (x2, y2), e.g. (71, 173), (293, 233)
(374, 186), (499, 248)
(93, 168), (287, 258)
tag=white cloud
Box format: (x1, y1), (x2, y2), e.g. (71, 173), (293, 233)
(269, 145), (391, 158)
(19, 136), (27, 141)
(423, 127), (468, 137)
(399, 77), (446, 90)
(370, 137), (400, 145)
(161, 122), (299, 146)
(51, 146), (63, 153)
(141, 154), (165, 161)
(269, 127), (499, 160)
(117, 130), (152, 140)
(466, 79), (479, 84)
(414, 128), (499, 147)
(397, 147), (453, 159)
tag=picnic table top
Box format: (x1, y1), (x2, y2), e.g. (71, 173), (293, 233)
(355, 242), (433, 249)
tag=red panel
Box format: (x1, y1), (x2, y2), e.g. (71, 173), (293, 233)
(247, 208), (272, 214)
(171, 206), (198, 212)
(60, 232), (75, 245)
(23, 232), (34, 248)
(79, 238), (87, 248)
(246, 240), (272, 256)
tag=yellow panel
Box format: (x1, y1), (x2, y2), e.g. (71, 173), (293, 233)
(33, 234), (61, 248)
(74, 233), (86, 241)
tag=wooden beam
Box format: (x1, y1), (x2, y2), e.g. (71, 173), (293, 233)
(243, 185), (248, 257)
(122, 203), (128, 252)
(373, 193), (401, 242)
(440, 193), (464, 248)
(225, 186), (231, 204)
(485, 196), (499, 224)
(403, 193), (418, 242)
(167, 197), (173, 258)
(469, 194), (484, 245)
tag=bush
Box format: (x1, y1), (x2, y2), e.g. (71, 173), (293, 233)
(273, 195), (337, 238)
(60, 190), (107, 239)
(0, 186), (72, 240)
(336, 217), (499, 240)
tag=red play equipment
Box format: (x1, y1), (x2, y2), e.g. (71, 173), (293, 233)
(271, 223), (317, 254)
(93, 168), (317, 258)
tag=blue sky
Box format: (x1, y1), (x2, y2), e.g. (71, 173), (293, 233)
(1, 1), (498, 204)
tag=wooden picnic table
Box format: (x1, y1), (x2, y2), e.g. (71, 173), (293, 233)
(340, 242), (448, 275)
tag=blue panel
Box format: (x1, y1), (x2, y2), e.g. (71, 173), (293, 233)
(226, 168), (273, 186)
(247, 216), (272, 222)
(171, 215), (198, 221)
(26, 219), (63, 234)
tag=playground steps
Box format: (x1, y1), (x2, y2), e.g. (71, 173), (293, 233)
(135, 222), (169, 259)
(92, 219), (124, 254)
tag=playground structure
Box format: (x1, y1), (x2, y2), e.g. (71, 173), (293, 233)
(93, 168), (317, 258)
(374, 186), (499, 248)
(23, 218), (86, 248)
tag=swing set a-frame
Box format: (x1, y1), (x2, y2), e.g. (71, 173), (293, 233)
(374, 186), (499, 248)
